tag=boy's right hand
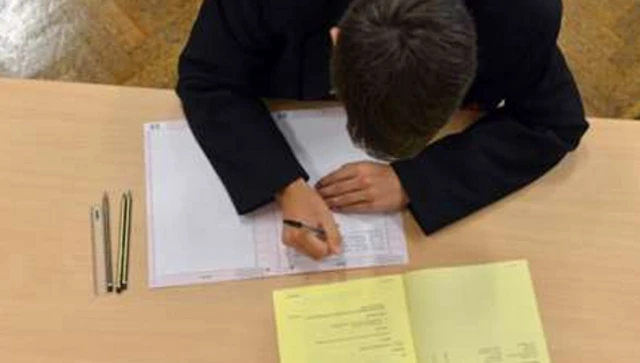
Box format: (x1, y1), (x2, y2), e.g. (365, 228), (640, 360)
(275, 178), (342, 260)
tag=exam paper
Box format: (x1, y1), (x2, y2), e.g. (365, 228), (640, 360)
(404, 260), (551, 363)
(273, 275), (417, 363)
(144, 108), (408, 288)
(272, 260), (551, 363)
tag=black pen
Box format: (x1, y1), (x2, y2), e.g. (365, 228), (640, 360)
(283, 219), (327, 241)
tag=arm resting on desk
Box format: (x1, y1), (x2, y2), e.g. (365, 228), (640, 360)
(177, 0), (308, 214)
(392, 46), (589, 234)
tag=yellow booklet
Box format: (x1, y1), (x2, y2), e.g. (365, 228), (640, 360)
(273, 260), (550, 363)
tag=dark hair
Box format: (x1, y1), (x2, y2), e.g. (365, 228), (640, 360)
(331, 0), (477, 160)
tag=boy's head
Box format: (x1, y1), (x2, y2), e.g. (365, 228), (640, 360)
(331, 0), (477, 160)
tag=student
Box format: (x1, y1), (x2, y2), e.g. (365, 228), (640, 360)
(177, 0), (588, 260)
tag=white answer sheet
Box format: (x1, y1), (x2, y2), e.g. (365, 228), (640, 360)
(145, 108), (408, 288)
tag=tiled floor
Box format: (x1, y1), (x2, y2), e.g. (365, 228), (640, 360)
(559, 0), (640, 118)
(0, 0), (638, 118)
(0, 0), (200, 87)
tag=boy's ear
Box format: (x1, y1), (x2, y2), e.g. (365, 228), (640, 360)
(330, 27), (340, 46)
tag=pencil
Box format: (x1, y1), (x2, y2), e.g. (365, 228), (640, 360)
(102, 193), (114, 292)
(121, 191), (132, 291)
(115, 192), (126, 293)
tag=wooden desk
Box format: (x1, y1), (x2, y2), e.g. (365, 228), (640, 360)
(1, 78), (639, 362)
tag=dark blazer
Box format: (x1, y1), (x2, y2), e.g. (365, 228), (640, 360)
(177, 0), (588, 234)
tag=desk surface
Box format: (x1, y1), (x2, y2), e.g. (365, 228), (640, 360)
(1, 78), (639, 362)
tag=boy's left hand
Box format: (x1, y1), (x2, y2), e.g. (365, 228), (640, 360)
(316, 161), (409, 213)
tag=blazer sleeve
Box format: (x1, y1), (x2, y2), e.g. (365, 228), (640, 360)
(177, 0), (308, 214)
(392, 45), (589, 234)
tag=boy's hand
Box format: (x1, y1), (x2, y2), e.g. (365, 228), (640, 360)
(276, 178), (342, 260)
(316, 162), (409, 213)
